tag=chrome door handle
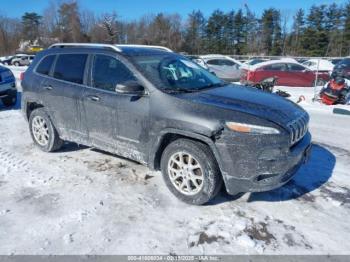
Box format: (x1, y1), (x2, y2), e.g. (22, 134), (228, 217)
(43, 85), (53, 90)
(87, 95), (100, 102)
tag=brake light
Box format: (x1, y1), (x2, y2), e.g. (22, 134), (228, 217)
(20, 72), (25, 81)
(247, 70), (255, 81)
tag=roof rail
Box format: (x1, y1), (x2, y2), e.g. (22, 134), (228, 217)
(49, 43), (122, 52)
(116, 44), (173, 52)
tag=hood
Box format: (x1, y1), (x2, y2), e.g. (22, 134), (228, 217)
(181, 84), (307, 127)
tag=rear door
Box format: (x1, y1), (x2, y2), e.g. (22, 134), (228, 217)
(261, 63), (289, 85)
(42, 53), (88, 141)
(286, 63), (313, 86)
(220, 59), (241, 80)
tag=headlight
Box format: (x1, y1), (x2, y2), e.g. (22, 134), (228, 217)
(226, 121), (280, 134)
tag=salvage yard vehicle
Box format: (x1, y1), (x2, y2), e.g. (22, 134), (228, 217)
(11, 55), (35, 66)
(0, 65), (17, 107)
(21, 43), (312, 205)
(241, 60), (329, 87)
(200, 55), (242, 81)
(302, 59), (334, 73)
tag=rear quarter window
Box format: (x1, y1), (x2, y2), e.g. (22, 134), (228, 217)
(53, 54), (88, 84)
(36, 55), (56, 75)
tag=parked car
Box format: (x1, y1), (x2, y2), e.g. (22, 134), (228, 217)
(241, 60), (329, 87)
(0, 54), (27, 65)
(333, 57), (350, 79)
(12, 55), (35, 66)
(329, 58), (343, 65)
(0, 65), (17, 107)
(186, 55), (210, 70)
(241, 58), (269, 69)
(302, 59), (334, 73)
(200, 55), (242, 81)
(22, 43), (311, 205)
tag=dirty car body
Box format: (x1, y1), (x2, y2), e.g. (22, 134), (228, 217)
(21, 44), (312, 204)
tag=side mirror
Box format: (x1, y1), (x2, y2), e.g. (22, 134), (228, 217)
(115, 81), (145, 96)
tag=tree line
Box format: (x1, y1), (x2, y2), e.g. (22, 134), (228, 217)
(0, 0), (350, 57)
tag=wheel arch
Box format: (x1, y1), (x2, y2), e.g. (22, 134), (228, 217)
(24, 100), (44, 120)
(150, 128), (224, 173)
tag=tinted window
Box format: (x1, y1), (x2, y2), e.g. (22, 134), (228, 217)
(206, 59), (221, 65)
(92, 55), (136, 92)
(53, 54), (87, 84)
(36, 55), (55, 75)
(220, 59), (236, 66)
(264, 63), (287, 71)
(288, 64), (306, 71)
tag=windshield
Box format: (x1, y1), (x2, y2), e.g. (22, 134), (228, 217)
(130, 54), (224, 92)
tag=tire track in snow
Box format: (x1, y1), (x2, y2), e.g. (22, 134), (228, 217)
(0, 147), (30, 174)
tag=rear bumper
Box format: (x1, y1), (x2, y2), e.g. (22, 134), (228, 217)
(215, 130), (312, 195)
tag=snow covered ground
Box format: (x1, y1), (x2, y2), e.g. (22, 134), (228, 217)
(0, 73), (349, 255)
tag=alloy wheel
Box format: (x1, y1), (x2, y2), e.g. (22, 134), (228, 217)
(168, 152), (204, 195)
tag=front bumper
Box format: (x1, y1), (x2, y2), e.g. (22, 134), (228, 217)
(215, 130), (312, 195)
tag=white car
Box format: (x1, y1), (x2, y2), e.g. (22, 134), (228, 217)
(302, 59), (334, 73)
(200, 55), (242, 81)
(11, 55), (35, 66)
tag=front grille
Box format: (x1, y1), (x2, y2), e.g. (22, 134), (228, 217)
(287, 113), (309, 145)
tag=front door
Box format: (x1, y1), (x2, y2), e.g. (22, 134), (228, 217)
(84, 54), (149, 162)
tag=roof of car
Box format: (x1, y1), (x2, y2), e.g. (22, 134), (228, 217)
(200, 54), (242, 65)
(48, 43), (173, 56)
(247, 59), (306, 71)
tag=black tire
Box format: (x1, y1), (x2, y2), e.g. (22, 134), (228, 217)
(29, 108), (63, 152)
(160, 138), (222, 205)
(1, 95), (17, 107)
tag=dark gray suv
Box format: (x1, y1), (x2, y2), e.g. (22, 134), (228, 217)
(21, 43), (312, 205)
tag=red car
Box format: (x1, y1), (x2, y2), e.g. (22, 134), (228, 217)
(241, 61), (330, 87)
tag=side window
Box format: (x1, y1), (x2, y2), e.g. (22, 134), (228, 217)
(220, 59), (235, 66)
(288, 64), (306, 71)
(206, 59), (221, 66)
(264, 63), (286, 71)
(53, 54), (87, 84)
(92, 55), (137, 92)
(36, 55), (56, 76)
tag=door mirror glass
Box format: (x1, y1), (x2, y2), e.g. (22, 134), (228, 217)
(115, 81), (145, 96)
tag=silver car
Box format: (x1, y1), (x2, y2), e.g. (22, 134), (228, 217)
(11, 55), (35, 66)
(200, 55), (242, 81)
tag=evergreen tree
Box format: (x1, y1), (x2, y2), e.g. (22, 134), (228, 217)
(183, 10), (206, 54)
(342, 1), (350, 56)
(21, 12), (42, 43)
(290, 9), (305, 55)
(271, 9), (283, 55)
(232, 9), (246, 55)
(302, 5), (328, 56)
(261, 9), (275, 55)
(205, 10), (226, 53)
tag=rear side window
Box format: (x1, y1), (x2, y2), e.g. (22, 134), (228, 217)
(53, 54), (87, 84)
(92, 55), (136, 92)
(264, 63), (287, 71)
(288, 64), (306, 71)
(36, 55), (55, 75)
(206, 59), (221, 65)
(220, 59), (236, 66)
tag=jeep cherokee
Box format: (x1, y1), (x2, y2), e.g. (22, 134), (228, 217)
(21, 43), (312, 205)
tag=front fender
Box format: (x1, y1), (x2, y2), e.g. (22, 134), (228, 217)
(148, 128), (225, 174)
